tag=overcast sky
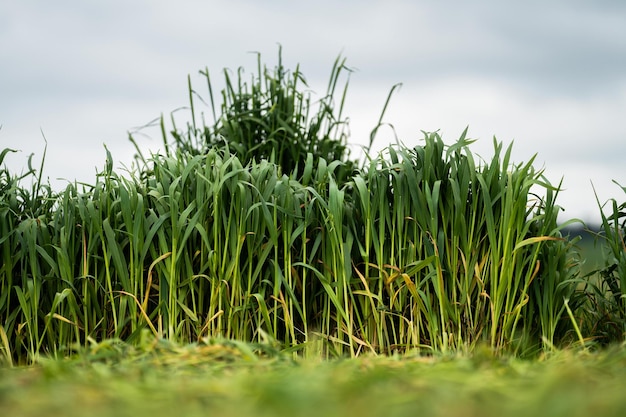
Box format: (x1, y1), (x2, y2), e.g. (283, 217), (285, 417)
(1, 1), (625, 224)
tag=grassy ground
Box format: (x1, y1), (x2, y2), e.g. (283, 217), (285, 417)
(2, 340), (626, 417)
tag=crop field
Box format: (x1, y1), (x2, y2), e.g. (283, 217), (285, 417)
(1, 50), (626, 415)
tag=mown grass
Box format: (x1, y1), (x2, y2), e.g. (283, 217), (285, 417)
(2, 337), (626, 417)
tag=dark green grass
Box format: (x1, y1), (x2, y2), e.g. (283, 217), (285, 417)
(2, 339), (626, 417)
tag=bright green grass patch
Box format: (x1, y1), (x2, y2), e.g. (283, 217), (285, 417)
(2, 339), (626, 417)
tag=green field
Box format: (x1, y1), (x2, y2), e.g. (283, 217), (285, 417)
(2, 339), (626, 417)
(2, 50), (626, 416)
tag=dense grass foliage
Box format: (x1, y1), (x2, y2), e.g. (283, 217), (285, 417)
(350, 134), (580, 355)
(0, 134), (580, 363)
(576, 184), (626, 344)
(0, 52), (624, 366)
(135, 47), (358, 183)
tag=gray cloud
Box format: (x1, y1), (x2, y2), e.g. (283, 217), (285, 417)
(347, 2), (626, 98)
(1, 0), (625, 222)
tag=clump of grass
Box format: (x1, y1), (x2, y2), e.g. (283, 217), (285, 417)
(133, 46), (358, 183)
(0, 146), (59, 364)
(0, 51), (587, 365)
(577, 183), (626, 345)
(345, 131), (578, 355)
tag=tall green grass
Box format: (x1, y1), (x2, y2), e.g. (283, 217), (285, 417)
(576, 183), (626, 344)
(0, 140), (579, 362)
(0, 51), (596, 365)
(346, 132), (579, 354)
(139, 47), (357, 183)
